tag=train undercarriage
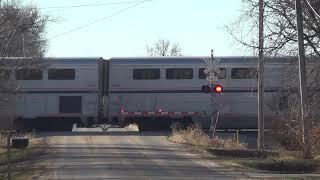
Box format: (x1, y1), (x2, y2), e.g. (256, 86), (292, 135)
(13, 116), (99, 131)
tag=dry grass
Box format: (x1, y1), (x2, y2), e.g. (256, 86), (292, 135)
(271, 121), (320, 157)
(0, 130), (39, 148)
(169, 123), (247, 150)
(239, 151), (320, 173)
(0, 130), (44, 179)
(169, 124), (320, 173)
(0, 130), (41, 166)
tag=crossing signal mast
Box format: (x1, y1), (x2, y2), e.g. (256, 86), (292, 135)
(202, 50), (222, 136)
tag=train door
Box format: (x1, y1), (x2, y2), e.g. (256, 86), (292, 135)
(59, 96), (82, 113)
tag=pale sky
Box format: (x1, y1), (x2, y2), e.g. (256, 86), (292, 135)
(24, 0), (248, 58)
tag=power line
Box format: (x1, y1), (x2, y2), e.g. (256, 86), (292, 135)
(305, 0), (320, 20)
(49, 0), (151, 40)
(0, 1), (144, 10)
(38, 1), (144, 10)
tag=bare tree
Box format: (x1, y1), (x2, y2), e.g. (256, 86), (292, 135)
(0, 0), (50, 129)
(146, 39), (182, 56)
(227, 0), (320, 156)
(270, 59), (320, 154)
(0, 0), (49, 58)
(226, 0), (320, 56)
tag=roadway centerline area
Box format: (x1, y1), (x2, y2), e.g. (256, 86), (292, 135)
(31, 125), (252, 180)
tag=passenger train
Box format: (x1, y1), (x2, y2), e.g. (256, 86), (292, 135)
(7, 56), (291, 131)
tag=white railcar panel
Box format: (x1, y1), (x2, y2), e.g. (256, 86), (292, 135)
(83, 94), (98, 114)
(13, 58), (102, 121)
(108, 57), (289, 129)
(15, 93), (98, 118)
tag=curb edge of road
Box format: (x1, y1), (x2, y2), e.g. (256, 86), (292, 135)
(126, 124), (139, 131)
(245, 173), (320, 178)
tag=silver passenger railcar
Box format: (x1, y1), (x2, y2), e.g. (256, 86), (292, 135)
(13, 57), (105, 130)
(106, 56), (287, 131)
(10, 56), (293, 131)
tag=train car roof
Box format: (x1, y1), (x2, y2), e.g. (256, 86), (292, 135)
(44, 57), (104, 64)
(109, 56), (299, 65)
(1, 57), (104, 64)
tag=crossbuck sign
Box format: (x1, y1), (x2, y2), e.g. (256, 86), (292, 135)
(204, 52), (221, 83)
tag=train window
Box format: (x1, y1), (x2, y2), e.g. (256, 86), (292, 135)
(15, 69), (42, 80)
(133, 69), (160, 80)
(231, 68), (257, 79)
(0, 70), (10, 80)
(198, 68), (226, 79)
(166, 68), (193, 79)
(48, 69), (75, 80)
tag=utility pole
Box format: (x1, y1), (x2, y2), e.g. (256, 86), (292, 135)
(7, 132), (11, 180)
(295, 0), (312, 159)
(257, 0), (265, 152)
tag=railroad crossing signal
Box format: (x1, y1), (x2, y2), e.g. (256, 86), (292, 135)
(203, 50), (220, 84)
(201, 84), (211, 93)
(206, 72), (218, 82)
(204, 50), (221, 84)
(201, 49), (223, 93)
(214, 85), (223, 93)
(204, 57), (220, 75)
(201, 84), (223, 93)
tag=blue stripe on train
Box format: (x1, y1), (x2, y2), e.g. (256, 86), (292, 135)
(109, 89), (280, 94)
(15, 91), (98, 94)
(12, 89), (281, 94)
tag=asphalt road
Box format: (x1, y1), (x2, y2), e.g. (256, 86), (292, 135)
(33, 125), (252, 180)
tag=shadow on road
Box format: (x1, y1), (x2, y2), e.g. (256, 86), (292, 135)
(39, 130), (171, 137)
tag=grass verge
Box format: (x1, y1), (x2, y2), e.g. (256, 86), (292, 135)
(0, 131), (46, 179)
(168, 123), (247, 149)
(236, 152), (320, 173)
(0, 146), (42, 164)
(168, 124), (320, 174)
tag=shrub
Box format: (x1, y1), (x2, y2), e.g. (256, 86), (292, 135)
(270, 112), (320, 157)
(0, 130), (37, 149)
(270, 118), (303, 151)
(311, 127), (320, 154)
(169, 123), (247, 150)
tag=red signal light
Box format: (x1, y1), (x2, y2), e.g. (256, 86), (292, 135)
(201, 85), (211, 93)
(214, 85), (223, 93)
(157, 107), (164, 113)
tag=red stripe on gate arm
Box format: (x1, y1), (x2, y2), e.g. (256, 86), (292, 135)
(119, 111), (200, 116)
